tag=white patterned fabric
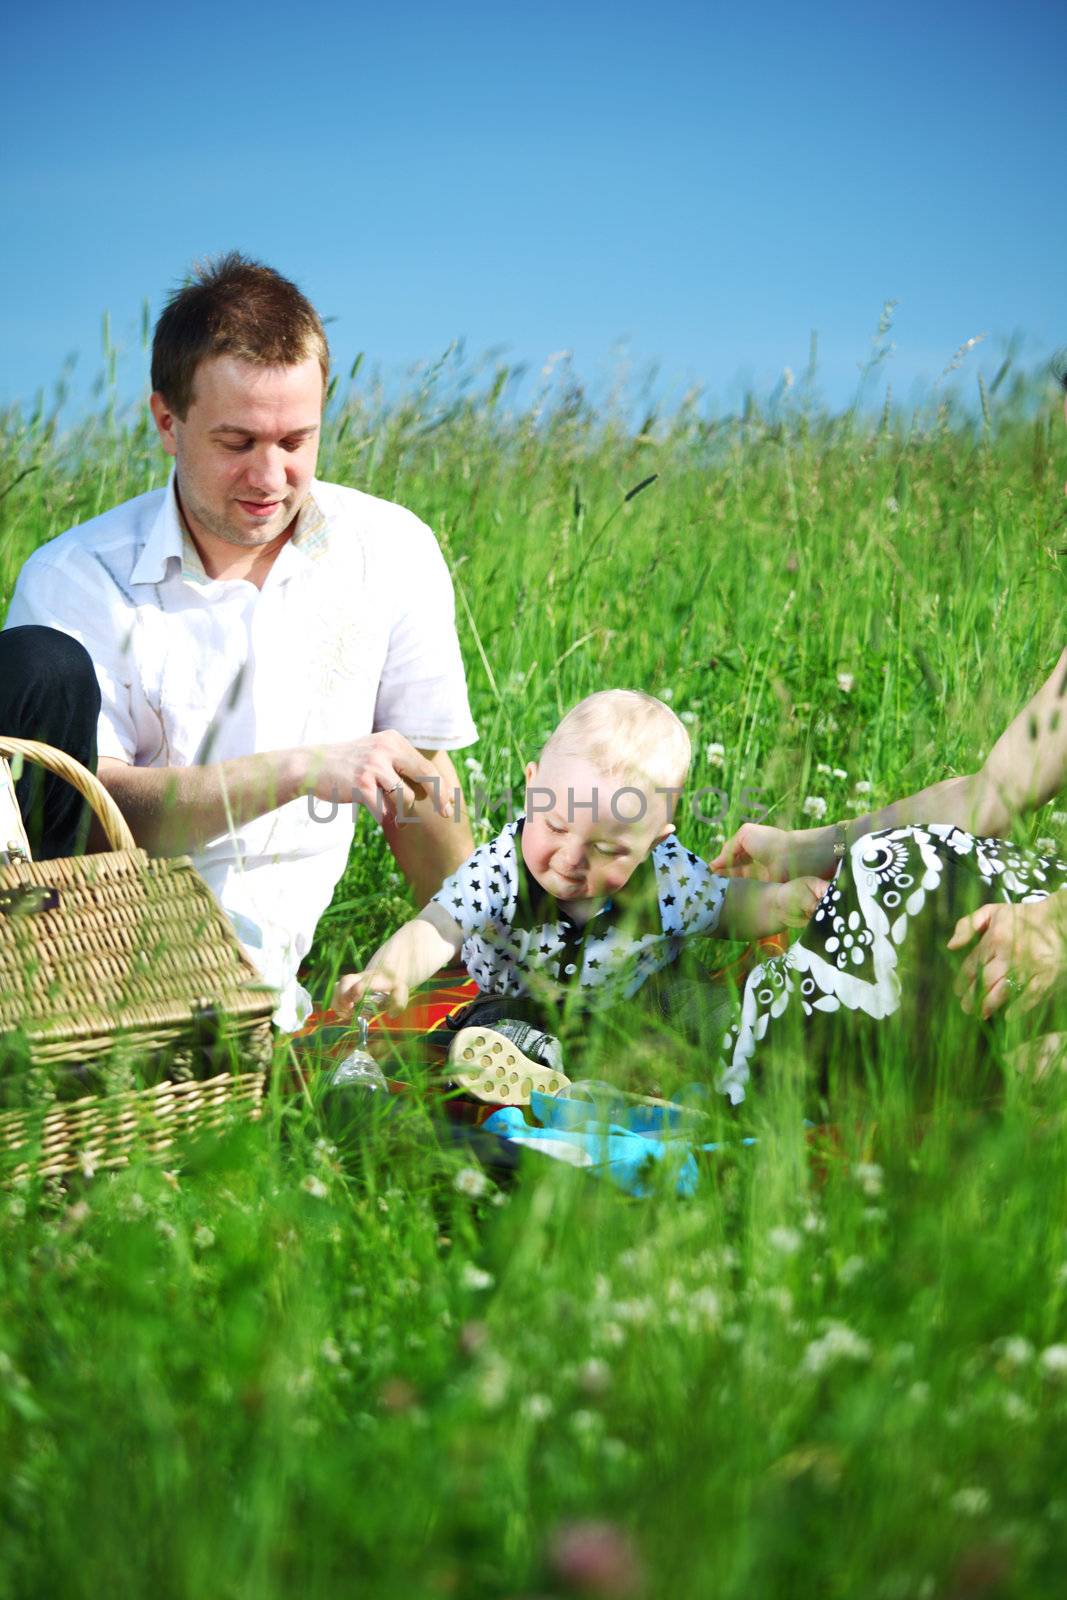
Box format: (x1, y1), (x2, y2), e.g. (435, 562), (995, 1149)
(717, 824), (1067, 1104)
(432, 817), (727, 1008)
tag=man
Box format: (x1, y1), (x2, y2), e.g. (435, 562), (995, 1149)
(4, 254), (477, 1027)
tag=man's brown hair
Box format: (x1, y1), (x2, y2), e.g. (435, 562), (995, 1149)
(151, 253), (330, 418)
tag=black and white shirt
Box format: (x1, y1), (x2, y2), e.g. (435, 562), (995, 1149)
(431, 817), (728, 1008)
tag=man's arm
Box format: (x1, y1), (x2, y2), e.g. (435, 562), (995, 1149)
(97, 731), (453, 857)
(380, 749), (473, 904)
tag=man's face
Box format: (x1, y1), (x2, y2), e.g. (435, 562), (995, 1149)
(150, 354), (323, 554)
(521, 753), (673, 907)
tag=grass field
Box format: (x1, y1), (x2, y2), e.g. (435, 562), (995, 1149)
(0, 346), (1065, 1599)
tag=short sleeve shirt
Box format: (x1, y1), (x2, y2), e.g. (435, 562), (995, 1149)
(431, 817), (727, 1006)
(5, 473), (478, 1027)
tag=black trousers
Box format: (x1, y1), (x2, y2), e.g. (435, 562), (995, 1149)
(0, 626), (101, 858)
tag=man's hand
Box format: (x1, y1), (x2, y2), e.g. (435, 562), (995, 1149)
(97, 728), (456, 858)
(332, 967), (409, 1019)
(947, 895), (1067, 1019)
(303, 731), (454, 820)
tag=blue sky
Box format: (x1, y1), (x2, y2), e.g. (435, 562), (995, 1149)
(3, 0), (1063, 416)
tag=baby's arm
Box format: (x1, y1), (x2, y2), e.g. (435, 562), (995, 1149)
(718, 875), (828, 941)
(332, 901), (464, 1018)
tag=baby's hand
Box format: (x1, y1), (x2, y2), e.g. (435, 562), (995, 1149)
(775, 875), (830, 928)
(331, 969), (409, 1020)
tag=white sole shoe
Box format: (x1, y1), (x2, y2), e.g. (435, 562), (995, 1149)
(448, 1026), (571, 1105)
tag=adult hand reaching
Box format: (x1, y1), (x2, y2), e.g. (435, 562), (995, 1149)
(709, 823), (796, 882)
(947, 894), (1067, 1019)
(711, 823), (839, 883)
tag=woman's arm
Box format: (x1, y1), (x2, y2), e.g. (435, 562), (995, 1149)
(712, 647), (1067, 881)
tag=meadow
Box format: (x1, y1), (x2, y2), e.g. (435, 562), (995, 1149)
(0, 339), (1065, 1599)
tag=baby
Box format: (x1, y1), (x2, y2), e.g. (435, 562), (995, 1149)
(333, 690), (826, 1098)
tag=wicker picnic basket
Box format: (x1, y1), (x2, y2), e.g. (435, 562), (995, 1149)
(0, 737), (277, 1179)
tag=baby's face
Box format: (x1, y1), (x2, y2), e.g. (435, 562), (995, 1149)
(521, 753), (674, 906)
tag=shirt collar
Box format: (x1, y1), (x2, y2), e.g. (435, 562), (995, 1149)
(129, 473), (330, 587)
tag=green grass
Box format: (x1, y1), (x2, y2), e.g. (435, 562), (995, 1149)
(0, 348), (1065, 1598)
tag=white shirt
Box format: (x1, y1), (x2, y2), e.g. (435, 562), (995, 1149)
(6, 474), (478, 1027)
(431, 818), (727, 1006)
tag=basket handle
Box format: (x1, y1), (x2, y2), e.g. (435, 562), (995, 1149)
(0, 737), (137, 853)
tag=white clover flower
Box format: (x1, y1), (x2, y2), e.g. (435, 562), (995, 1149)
(155, 1218), (176, 1241)
(815, 762), (832, 777)
(453, 1166), (490, 1200)
(302, 1174), (329, 1200)
(1035, 838), (1057, 857)
(853, 780), (872, 796)
(768, 1225), (802, 1256)
(996, 1336), (1035, 1369)
(884, 496), (899, 515)
(193, 1223), (216, 1250)
(476, 1354), (510, 1409)
(801, 1210), (825, 1235)
(1039, 1344), (1067, 1380)
(1051, 811), (1067, 829)
(521, 1393), (554, 1422)
(838, 1255), (866, 1286)
(320, 1336), (342, 1366)
(690, 1286), (723, 1325)
(836, 672), (855, 694)
(705, 741), (725, 768)
(802, 796), (828, 820)
(612, 1296), (656, 1325)
(657, 687), (675, 702)
(1001, 1391), (1035, 1423)
(759, 1286), (793, 1316)
(577, 1357), (612, 1396)
(800, 1322), (872, 1375)
(570, 1408), (602, 1437)
(950, 1486), (991, 1517)
(854, 1161), (884, 1198)
(461, 1262), (495, 1292)
(832, 768), (848, 782)
(680, 710), (699, 726)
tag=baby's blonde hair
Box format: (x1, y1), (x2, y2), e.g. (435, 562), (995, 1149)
(539, 689), (691, 798)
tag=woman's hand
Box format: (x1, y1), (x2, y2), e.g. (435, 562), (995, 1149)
(947, 894), (1067, 1019)
(331, 968), (409, 1020)
(710, 824), (798, 882)
(711, 823), (837, 882)
(773, 875), (831, 928)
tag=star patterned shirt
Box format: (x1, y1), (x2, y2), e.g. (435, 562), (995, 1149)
(431, 817), (728, 1008)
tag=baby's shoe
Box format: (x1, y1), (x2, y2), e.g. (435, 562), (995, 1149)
(448, 1020), (569, 1105)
